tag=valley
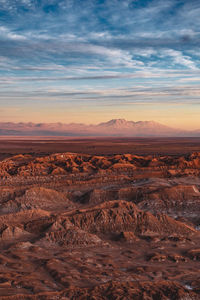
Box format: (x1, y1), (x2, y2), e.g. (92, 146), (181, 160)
(0, 140), (199, 299)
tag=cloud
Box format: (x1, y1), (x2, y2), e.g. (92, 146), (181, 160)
(0, 0), (200, 126)
(160, 49), (197, 70)
(0, 26), (26, 40)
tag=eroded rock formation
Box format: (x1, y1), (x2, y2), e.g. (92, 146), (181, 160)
(0, 151), (199, 298)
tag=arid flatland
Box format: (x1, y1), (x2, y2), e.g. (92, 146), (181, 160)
(0, 137), (200, 159)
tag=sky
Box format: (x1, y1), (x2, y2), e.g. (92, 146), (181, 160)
(0, 0), (200, 129)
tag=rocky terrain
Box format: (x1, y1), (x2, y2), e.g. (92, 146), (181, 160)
(0, 150), (200, 299)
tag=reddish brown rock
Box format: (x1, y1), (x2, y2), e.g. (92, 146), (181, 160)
(0, 150), (199, 298)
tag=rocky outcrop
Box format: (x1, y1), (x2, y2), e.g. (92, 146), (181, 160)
(17, 187), (73, 210)
(66, 200), (196, 236)
(1, 151), (200, 178)
(40, 220), (107, 247)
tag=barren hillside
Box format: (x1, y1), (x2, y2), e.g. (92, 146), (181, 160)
(0, 151), (199, 299)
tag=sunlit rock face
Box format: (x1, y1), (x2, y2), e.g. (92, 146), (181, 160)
(0, 151), (199, 298)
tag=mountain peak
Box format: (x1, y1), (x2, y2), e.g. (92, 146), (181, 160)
(0, 119), (194, 137)
(110, 118), (127, 123)
(99, 119), (130, 127)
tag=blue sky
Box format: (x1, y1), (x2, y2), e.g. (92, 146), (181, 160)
(0, 0), (200, 129)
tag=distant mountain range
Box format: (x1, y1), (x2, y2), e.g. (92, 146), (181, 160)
(0, 119), (199, 137)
